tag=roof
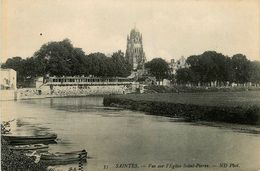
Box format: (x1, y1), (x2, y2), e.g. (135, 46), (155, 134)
(0, 68), (16, 72)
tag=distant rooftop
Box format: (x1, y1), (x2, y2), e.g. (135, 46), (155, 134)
(0, 68), (16, 72)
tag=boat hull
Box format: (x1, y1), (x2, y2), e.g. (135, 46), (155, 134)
(2, 134), (57, 145)
(41, 150), (87, 165)
(8, 144), (49, 151)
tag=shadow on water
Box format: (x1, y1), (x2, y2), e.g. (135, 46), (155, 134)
(140, 111), (260, 135)
(188, 121), (260, 135)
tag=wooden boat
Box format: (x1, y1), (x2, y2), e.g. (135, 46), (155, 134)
(8, 144), (49, 151)
(40, 150), (87, 165)
(2, 134), (57, 145)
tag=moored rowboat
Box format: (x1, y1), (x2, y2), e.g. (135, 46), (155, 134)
(40, 150), (87, 165)
(2, 134), (57, 145)
(8, 144), (49, 151)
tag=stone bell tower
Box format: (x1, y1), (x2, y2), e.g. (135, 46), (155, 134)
(125, 28), (146, 70)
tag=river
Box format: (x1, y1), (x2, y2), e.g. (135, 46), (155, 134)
(1, 97), (260, 171)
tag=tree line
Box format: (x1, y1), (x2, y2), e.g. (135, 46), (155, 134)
(1, 39), (131, 86)
(141, 51), (260, 86)
(1, 39), (260, 87)
(175, 51), (260, 86)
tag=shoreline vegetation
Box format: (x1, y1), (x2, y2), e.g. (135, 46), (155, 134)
(1, 123), (81, 171)
(1, 123), (48, 171)
(144, 85), (260, 93)
(103, 91), (260, 125)
(1, 138), (48, 171)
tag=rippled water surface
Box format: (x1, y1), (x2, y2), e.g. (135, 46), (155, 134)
(1, 97), (260, 171)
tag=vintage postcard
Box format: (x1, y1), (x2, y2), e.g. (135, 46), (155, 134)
(1, 0), (260, 171)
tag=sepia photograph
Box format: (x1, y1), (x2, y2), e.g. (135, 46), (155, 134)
(1, 0), (260, 170)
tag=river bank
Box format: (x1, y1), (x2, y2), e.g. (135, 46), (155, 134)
(1, 121), (82, 171)
(103, 91), (260, 125)
(1, 138), (48, 171)
(144, 85), (260, 93)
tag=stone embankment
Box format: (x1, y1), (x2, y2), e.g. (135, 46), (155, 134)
(16, 85), (132, 100)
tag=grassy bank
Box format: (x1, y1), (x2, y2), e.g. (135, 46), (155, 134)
(103, 91), (260, 125)
(144, 85), (260, 93)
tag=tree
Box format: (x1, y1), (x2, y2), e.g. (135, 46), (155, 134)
(86, 52), (107, 76)
(199, 51), (228, 84)
(186, 55), (202, 84)
(86, 51), (131, 77)
(145, 58), (170, 84)
(180, 52), (255, 86)
(176, 68), (192, 84)
(23, 57), (37, 79)
(250, 61), (260, 85)
(33, 38), (87, 76)
(111, 50), (131, 77)
(231, 54), (251, 84)
(70, 48), (88, 76)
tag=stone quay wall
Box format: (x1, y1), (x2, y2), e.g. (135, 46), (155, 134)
(17, 84), (136, 100)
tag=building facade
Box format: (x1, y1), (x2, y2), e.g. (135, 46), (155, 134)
(0, 68), (17, 100)
(125, 28), (146, 70)
(0, 69), (17, 90)
(176, 56), (189, 69)
(169, 56), (189, 75)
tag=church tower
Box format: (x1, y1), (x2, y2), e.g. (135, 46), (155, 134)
(125, 28), (146, 70)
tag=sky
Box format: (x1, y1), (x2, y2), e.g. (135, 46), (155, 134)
(1, 0), (259, 63)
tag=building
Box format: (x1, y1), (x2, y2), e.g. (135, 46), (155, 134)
(0, 68), (17, 100)
(125, 28), (146, 70)
(169, 59), (177, 75)
(169, 56), (189, 75)
(176, 56), (189, 69)
(0, 69), (17, 90)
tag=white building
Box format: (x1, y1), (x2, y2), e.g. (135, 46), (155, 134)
(176, 56), (189, 69)
(169, 59), (177, 75)
(0, 69), (17, 100)
(169, 56), (189, 75)
(0, 69), (17, 90)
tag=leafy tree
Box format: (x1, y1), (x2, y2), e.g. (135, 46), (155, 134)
(33, 39), (87, 76)
(200, 51), (228, 84)
(23, 57), (37, 78)
(145, 58), (170, 84)
(111, 50), (131, 77)
(185, 51), (229, 85)
(86, 52), (107, 76)
(86, 51), (131, 77)
(185, 55), (202, 84)
(250, 61), (260, 84)
(231, 54), (251, 84)
(181, 51), (255, 86)
(70, 48), (88, 76)
(176, 68), (192, 84)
